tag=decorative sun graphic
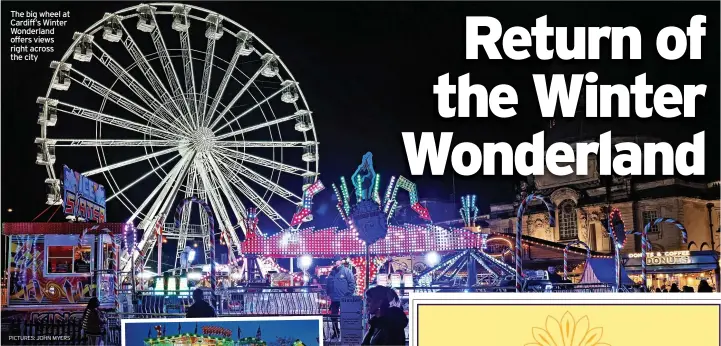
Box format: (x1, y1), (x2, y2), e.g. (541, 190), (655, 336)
(525, 311), (610, 346)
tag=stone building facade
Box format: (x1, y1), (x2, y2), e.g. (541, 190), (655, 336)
(486, 168), (720, 256)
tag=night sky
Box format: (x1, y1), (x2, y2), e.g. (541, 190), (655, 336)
(2, 2), (719, 232)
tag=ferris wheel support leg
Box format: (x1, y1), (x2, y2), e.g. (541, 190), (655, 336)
(206, 156), (248, 229)
(129, 156), (189, 226)
(128, 156), (194, 274)
(197, 189), (211, 265)
(174, 169), (196, 274)
(144, 155), (195, 230)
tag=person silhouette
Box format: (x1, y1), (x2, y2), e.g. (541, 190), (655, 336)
(186, 288), (216, 318)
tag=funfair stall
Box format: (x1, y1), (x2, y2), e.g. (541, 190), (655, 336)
(3, 222), (122, 311)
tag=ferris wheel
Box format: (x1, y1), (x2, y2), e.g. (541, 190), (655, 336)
(35, 3), (320, 271)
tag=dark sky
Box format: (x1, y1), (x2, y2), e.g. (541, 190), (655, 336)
(2, 1), (719, 230)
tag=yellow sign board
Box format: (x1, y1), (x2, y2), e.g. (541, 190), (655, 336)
(410, 294), (720, 346)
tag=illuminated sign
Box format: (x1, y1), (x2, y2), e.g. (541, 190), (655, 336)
(483, 238), (513, 256)
(628, 251), (691, 265)
(62, 165), (106, 222)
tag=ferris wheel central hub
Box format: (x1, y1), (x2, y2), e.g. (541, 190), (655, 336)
(190, 127), (216, 153)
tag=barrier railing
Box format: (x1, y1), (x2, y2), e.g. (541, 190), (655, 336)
(119, 283), (616, 316)
(1, 311), (121, 346)
(118, 287), (325, 315)
(550, 283), (616, 293)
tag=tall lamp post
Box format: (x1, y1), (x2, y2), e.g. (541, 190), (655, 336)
(706, 203), (720, 292)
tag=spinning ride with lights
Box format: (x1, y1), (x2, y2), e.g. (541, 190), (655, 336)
(33, 3), (320, 274)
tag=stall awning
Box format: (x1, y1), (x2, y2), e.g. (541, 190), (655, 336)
(624, 251), (719, 274)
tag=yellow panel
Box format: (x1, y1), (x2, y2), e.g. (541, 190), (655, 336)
(418, 305), (719, 345)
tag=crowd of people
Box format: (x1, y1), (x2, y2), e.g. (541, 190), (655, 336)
(653, 280), (715, 293)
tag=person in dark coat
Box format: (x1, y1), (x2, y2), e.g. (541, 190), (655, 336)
(362, 286), (408, 346)
(186, 288), (216, 318)
(82, 297), (105, 345)
(669, 283), (681, 292)
(698, 280), (714, 292)
(326, 260), (356, 339)
(547, 266), (564, 283)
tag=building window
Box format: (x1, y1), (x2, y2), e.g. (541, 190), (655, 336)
(502, 227), (512, 234)
(47, 245), (91, 274)
(642, 211), (659, 233)
(558, 200), (578, 241)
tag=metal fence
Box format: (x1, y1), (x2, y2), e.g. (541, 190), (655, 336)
(1, 311), (121, 346)
(119, 288), (325, 315)
(550, 283), (617, 293)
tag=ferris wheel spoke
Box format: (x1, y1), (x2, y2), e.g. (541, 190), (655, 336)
(174, 5), (198, 122)
(205, 154), (249, 226)
(205, 32), (254, 126)
(216, 147), (311, 176)
(42, 139), (181, 147)
(147, 154), (195, 229)
(215, 153), (302, 204)
(214, 140), (314, 148)
(106, 153), (181, 203)
(218, 163), (288, 229)
(195, 158), (234, 232)
(92, 43), (189, 134)
(211, 77), (292, 133)
(68, 68), (189, 136)
(146, 8), (194, 126)
(179, 30), (198, 119)
(82, 146), (183, 177)
(117, 18), (188, 124)
(198, 22), (219, 126)
(215, 111), (308, 141)
(51, 100), (177, 139)
(139, 153), (195, 230)
(206, 54), (273, 130)
(128, 154), (191, 226)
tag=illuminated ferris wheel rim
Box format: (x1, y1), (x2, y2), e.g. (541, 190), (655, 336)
(42, 2), (320, 180)
(35, 0), (321, 254)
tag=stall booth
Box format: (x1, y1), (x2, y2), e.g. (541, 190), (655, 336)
(624, 250), (719, 291)
(3, 222), (122, 311)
